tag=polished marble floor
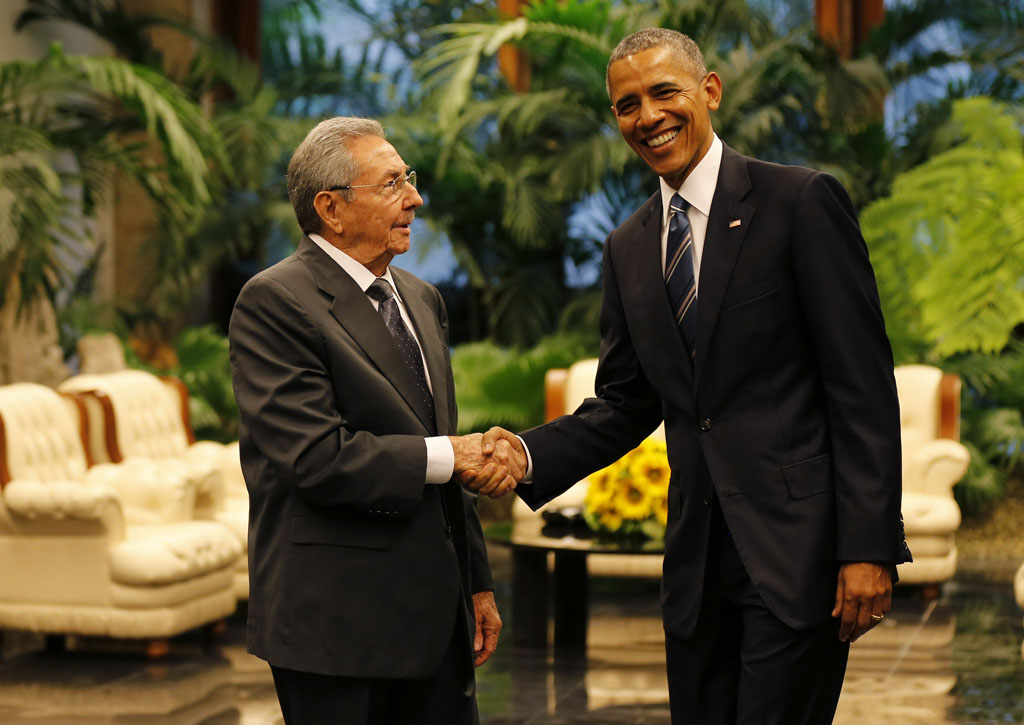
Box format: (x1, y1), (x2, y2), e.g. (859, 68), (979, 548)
(0, 548), (1021, 724)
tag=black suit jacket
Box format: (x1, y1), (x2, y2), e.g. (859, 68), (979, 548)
(519, 145), (910, 637)
(229, 236), (492, 678)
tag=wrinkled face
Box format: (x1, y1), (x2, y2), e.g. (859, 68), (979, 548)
(335, 136), (423, 269)
(608, 45), (721, 188)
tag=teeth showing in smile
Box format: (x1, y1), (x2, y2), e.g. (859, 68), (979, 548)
(646, 130), (678, 148)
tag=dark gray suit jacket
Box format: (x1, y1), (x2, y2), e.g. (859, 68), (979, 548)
(230, 236), (492, 678)
(519, 145), (911, 637)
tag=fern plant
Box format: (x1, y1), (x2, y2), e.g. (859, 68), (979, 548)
(452, 332), (597, 434)
(861, 96), (1024, 512)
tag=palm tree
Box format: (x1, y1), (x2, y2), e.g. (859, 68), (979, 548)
(16, 0), (312, 331)
(410, 0), (890, 344)
(0, 44), (221, 382)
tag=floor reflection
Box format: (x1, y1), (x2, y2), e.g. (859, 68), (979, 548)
(0, 547), (1020, 724)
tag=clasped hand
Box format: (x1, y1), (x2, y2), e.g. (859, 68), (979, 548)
(449, 427), (525, 498)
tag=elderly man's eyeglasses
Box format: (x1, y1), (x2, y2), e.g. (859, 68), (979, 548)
(328, 170), (417, 197)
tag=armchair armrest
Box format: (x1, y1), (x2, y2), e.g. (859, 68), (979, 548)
(903, 439), (970, 497)
(83, 459), (195, 524)
(4, 479), (125, 538)
(164, 456), (225, 517)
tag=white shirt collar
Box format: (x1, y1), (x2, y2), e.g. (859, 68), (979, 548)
(308, 233), (401, 298)
(659, 133), (723, 223)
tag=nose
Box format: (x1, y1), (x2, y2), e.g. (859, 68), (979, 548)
(404, 183), (424, 209)
(637, 96), (664, 129)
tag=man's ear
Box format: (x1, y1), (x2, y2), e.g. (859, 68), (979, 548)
(704, 72), (723, 112)
(313, 191), (344, 236)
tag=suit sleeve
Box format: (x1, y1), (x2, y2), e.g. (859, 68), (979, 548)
(518, 234), (664, 510)
(789, 172), (908, 564)
(229, 274), (428, 514)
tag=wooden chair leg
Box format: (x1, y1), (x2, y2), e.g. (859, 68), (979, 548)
(920, 584), (941, 601)
(144, 639), (169, 659)
(203, 619), (227, 649)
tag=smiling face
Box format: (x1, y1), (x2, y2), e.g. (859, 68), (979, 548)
(608, 45), (722, 188)
(314, 135), (423, 275)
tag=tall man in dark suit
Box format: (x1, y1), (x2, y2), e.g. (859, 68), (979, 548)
(229, 116), (520, 725)
(477, 29), (912, 724)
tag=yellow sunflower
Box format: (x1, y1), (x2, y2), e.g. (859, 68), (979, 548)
(599, 509), (623, 532)
(633, 452), (671, 494)
(584, 478), (615, 514)
(614, 478), (654, 520)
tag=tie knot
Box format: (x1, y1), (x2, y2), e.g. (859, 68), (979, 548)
(669, 193), (689, 216)
(367, 277), (395, 303)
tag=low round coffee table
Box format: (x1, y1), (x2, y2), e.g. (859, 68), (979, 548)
(485, 518), (664, 651)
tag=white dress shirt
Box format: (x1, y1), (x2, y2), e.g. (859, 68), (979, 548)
(519, 134), (724, 483)
(309, 234), (455, 483)
(659, 134), (723, 291)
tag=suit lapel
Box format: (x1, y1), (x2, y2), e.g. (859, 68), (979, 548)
(392, 268), (449, 436)
(297, 238), (438, 434)
(631, 195), (695, 389)
(694, 145), (755, 390)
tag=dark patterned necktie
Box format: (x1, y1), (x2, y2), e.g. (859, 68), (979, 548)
(665, 193), (698, 358)
(366, 278), (434, 418)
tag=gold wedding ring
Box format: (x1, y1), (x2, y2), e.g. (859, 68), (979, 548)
(870, 614), (884, 621)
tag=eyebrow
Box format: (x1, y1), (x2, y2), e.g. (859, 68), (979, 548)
(373, 165), (409, 183)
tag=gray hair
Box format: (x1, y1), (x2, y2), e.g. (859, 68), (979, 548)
(606, 29), (708, 99)
(287, 116), (386, 235)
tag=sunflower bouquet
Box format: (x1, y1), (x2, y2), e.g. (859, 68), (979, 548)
(582, 438), (671, 541)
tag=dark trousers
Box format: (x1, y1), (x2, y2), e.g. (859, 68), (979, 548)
(271, 605), (477, 725)
(664, 500), (849, 725)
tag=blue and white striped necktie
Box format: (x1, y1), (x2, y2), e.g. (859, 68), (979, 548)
(665, 193), (698, 358)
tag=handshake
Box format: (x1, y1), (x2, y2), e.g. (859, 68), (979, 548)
(448, 427), (526, 499)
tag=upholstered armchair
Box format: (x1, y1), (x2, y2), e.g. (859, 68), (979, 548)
(0, 383), (240, 641)
(893, 365), (970, 588)
(57, 370), (249, 600)
(513, 358), (665, 578)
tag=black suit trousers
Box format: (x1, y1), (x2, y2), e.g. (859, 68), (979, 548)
(271, 603), (478, 725)
(664, 497), (849, 725)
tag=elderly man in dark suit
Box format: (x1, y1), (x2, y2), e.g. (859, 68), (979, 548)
(477, 28), (912, 724)
(229, 116), (519, 725)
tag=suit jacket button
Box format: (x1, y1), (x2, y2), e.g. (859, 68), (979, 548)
(699, 418), (712, 431)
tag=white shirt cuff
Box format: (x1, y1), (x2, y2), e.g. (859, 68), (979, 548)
(517, 435), (533, 484)
(424, 436), (455, 483)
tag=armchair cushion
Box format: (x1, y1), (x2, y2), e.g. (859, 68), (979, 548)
(110, 521), (242, 586)
(901, 492), (961, 536)
(4, 479), (120, 523)
(82, 459), (194, 524)
(903, 440), (970, 498)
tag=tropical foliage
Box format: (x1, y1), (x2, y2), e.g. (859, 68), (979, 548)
(0, 43), (220, 319)
(862, 96), (1024, 511)
(451, 331), (597, 433)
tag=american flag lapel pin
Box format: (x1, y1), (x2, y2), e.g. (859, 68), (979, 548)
(729, 219), (742, 228)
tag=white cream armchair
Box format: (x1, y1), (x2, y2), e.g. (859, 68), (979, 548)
(0, 383), (240, 641)
(894, 365), (970, 588)
(58, 370), (249, 600)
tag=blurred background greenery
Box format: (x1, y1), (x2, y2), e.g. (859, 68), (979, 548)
(0, 0), (1022, 516)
